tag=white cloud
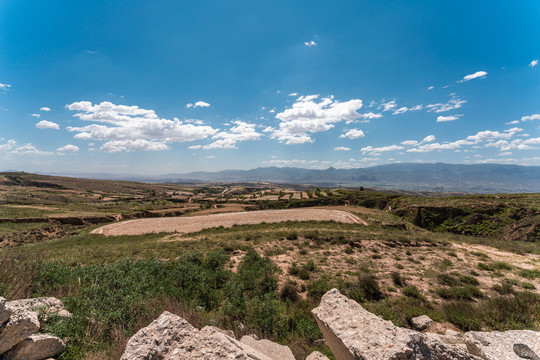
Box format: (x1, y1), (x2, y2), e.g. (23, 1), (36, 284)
(460, 71), (487, 82)
(186, 101), (210, 108)
(31, 114), (40, 118)
(206, 155), (215, 159)
(270, 95), (363, 144)
(506, 120), (520, 125)
(333, 146), (351, 151)
(407, 140), (472, 153)
(530, 59), (538, 67)
(35, 120), (60, 130)
(422, 135), (436, 143)
(304, 41), (317, 47)
(57, 144), (79, 153)
(379, 100), (397, 112)
(428, 86), (434, 90)
(288, 92), (297, 97)
(0, 139), (51, 156)
(393, 106), (408, 115)
(0, 83), (11, 91)
(426, 96), (466, 113)
(339, 129), (365, 139)
(436, 114), (462, 122)
(269, 109), (276, 113)
(467, 130), (514, 143)
(521, 114), (540, 122)
(359, 112), (382, 119)
(361, 145), (403, 155)
(101, 139), (169, 153)
(401, 140), (419, 146)
(40, 107), (51, 111)
(200, 121), (261, 149)
(65, 101), (217, 151)
(505, 127), (523, 133)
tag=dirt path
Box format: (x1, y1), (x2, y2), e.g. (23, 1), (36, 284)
(91, 208), (367, 236)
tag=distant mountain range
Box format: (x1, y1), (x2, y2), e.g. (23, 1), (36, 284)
(39, 163), (540, 193)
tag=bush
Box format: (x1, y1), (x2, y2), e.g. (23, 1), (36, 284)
(280, 281), (299, 302)
(436, 285), (483, 300)
(298, 269), (310, 280)
(518, 269), (540, 279)
(402, 285), (424, 299)
(391, 272), (405, 287)
(355, 274), (383, 302)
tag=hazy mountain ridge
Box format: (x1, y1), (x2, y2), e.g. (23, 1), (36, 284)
(37, 163), (540, 193)
(172, 163), (540, 193)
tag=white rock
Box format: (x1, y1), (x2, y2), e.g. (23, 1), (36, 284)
(0, 308), (40, 354)
(240, 335), (295, 360)
(6, 297), (71, 321)
(121, 311), (275, 360)
(2, 334), (65, 360)
(412, 315), (433, 331)
(464, 330), (540, 360)
(306, 351), (330, 360)
(0, 297), (11, 325)
(311, 288), (480, 360)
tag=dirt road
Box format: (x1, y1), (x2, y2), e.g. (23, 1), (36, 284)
(91, 208), (367, 236)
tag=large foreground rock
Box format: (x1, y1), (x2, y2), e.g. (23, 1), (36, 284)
(2, 334), (66, 360)
(312, 289), (479, 360)
(121, 311), (276, 360)
(0, 297), (11, 325)
(306, 351), (330, 360)
(0, 308), (40, 354)
(464, 330), (540, 360)
(240, 335), (296, 360)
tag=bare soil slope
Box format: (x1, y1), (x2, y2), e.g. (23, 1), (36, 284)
(91, 208), (366, 236)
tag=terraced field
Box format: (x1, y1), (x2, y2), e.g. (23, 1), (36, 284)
(91, 208), (367, 236)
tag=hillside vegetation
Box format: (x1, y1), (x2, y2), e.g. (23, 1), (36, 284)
(0, 172), (538, 359)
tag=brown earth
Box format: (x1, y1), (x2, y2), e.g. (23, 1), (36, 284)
(91, 208), (367, 236)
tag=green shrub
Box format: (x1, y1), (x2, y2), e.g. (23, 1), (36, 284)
(391, 271), (405, 287)
(402, 285), (424, 299)
(436, 285), (483, 300)
(518, 269), (540, 279)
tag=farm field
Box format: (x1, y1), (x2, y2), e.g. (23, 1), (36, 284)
(0, 172), (539, 359)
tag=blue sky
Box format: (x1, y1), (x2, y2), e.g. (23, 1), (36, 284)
(0, 0), (539, 175)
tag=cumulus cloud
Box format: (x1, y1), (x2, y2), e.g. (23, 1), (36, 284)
(359, 112), (382, 119)
(401, 135), (435, 147)
(339, 129), (365, 139)
(459, 71), (487, 82)
(65, 101), (217, 152)
(521, 114), (540, 121)
(333, 146), (351, 151)
(40, 107), (51, 111)
(466, 130), (514, 143)
(428, 86), (434, 90)
(361, 145), (403, 155)
(101, 139), (169, 153)
(304, 41), (317, 47)
(0, 83), (11, 91)
(407, 140), (472, 153)
(57, 144), (79, 153)
(436, 114), (462, 122)
(0, 139), (51, 156)
(289, 93), (298, 97)
(31, 114), (41, 118)
(426, 96), (466, 113)
(530, 60), (538, 67)
(422, 135), (436, 143)
(198, 121), (261, 149)
(270, 95), (363, 144)
(393, 106), (408, 115)
(186, 101), (210, 108)
(35, 120), (60, 130)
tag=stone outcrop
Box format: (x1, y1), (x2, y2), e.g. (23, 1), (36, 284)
(463, 331), (540, 360)
(240, 335), (296, 360)
(121, 311), (295, 360)
(2, 334), (66, 360)
(0, 297), (12, 325)
(6, 297), (72, 320)
(0, 308), (40, 354)
(311, 288), (480, 360)
(120, 289), (540, 360)
(0, 297), (66, 359)
(306, 351), (330, 360)
(411, 315), (433, 331)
